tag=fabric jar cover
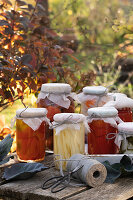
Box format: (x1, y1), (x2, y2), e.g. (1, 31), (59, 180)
(87, 107), (120, 154)
(77, 86), (113, 116)
(115, 122), (133, 150)
(36, 83), (74, 109)
(103, 93), (133, 109)
(16, 108), (49, 131)
(52, 113), (90, 134)
(87, 107), (120, 128)
(77, 86), (112, 104)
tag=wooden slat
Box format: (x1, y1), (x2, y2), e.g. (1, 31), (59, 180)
(1, 154), (133, 200)
(68, 177), (133, 200)
(0, 154), (87, 200)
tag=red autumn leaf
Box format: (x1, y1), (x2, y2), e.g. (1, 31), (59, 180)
(10, 80), (17, 89)
(17, 88), (23, 97)
(27, 77), (37, 91)
(19, 81), (26, 91)
(0, 88), (4, 96)
(29, 53), (37, 70)
(0, 127), (12, 136)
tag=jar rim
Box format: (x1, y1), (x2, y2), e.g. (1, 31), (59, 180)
(83, 86), (107, 95)
(87, 107), (118, 118)
(53, 113), (85, 123)
(16, 108), (47, 118)
(41, 83), (71, 94)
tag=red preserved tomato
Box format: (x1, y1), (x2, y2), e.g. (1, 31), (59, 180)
(47, 106), (61, 121)
(118, 108), (132, 122)
(88, 120), (118, 154)
(37, 97), (75, 150)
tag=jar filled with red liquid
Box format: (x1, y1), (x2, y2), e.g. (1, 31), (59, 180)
(77, 86), (112, 116)
(16, 108), (48, 162)
(36, 83), (75, 151)
(105, 93), (133, 122)
(87, 107), (118, 154)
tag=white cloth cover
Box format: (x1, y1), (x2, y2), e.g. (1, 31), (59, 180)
(36, 83), (74, 109)
(87, 116), (121, 128)
(41, 83), (71, 93)
(104, 93), (133, 109)
(87, 107), (118, 118)
(115, 122), (133, 149)
(83, 86), (107, 95)
(52, 113), (90, 134)
(36, 92), (74, 109)
(77, 93), (112, 106)
(11, 108), (50, 131)
(16, 108), (47, 118)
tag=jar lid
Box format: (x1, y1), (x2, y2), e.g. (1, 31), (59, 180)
(83, 86), (107, 95)
(53, 113), (85, 123)
(16, 108), (47, 118)
(105, 93), (133, 108)
(41, 83), (71, 93)
(118, 122), (133, 133)
(87, 107), (118, 118)
(108, 93), (127, 100)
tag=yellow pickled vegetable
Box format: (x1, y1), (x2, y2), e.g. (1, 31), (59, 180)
(54, 122), (85, 170)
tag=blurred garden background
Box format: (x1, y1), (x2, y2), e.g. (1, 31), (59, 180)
(0, 0), (133, 127)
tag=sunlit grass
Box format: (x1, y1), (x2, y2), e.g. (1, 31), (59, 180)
(1, 94), (37, 127)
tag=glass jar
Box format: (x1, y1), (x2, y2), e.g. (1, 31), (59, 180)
(87, 107), (118, 154)
(104, 93), (133, 122)
(53, 113), (85, 170)
(77, 86), (112, 116)
(116, 122), (133, 154)
(16, 108), (48, 162)
(36, 83), (75, 151)
(118, 108), (132, 122)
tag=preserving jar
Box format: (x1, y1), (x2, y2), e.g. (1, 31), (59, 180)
(104, 93), (133, 122)
(77, 86), (112, 116)
(37, 83), (75, 151)
(87, 107), (118, 154)
(115, 122), (133, 154)
(16, 108), (48, 162)
(53, 113), (87, 170)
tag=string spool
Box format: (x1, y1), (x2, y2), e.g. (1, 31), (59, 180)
(66, 154), (107, 187)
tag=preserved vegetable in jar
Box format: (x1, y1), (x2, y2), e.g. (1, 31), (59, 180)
(115, 122), (133, 153)
(104, 93), (133, 122)
(87, 107), (118, 154)
(53, 113), (86, 170)
(16, 108), (48, 162)
(36, 83), (75, 150)
(117, 108), (132, 122)
(77, 86), (112, 116)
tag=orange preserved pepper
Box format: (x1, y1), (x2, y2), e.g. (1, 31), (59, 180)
(85, 99), (96, 108)
(16, 119), (45, 162)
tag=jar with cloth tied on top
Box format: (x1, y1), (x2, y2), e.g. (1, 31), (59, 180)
(77, 86), (113, 116)
(15, 108), (49, 162)
(103, 93), (133, 122)
(36, 83), (75, 151)
(115, 122), (133, 154)
(52, 113), (90, 170)
(87, 107), (121, 154)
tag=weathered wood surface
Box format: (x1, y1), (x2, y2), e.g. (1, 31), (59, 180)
(0, 154), (133, 200)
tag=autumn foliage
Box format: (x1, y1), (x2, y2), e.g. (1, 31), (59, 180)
(0, 0), (95, 111)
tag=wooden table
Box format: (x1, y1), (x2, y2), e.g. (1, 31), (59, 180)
(0, 154), (133, 200)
